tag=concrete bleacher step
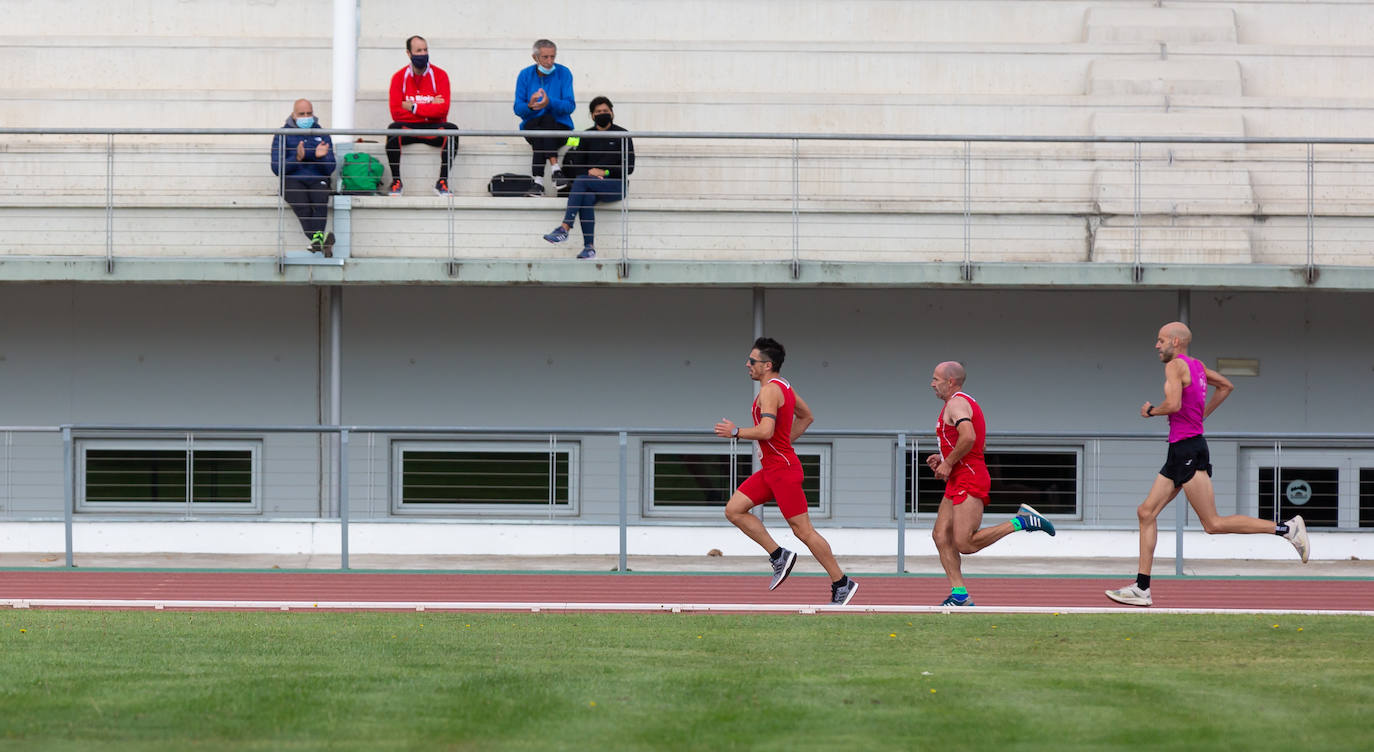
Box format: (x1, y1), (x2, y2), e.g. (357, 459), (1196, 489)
(3, 1), (1103, 45)
(1087, 58), (1242, 97)
(1085, 6), (1238, 44)
(1091, 162), (1257, 216)
(1090, 221), (1253, 264)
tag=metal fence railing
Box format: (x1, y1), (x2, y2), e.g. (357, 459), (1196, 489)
(2, 424), (1370, 573)
(3, 129), (1374, 278)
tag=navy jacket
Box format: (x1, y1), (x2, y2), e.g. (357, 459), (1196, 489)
(270, 117), (336, 181)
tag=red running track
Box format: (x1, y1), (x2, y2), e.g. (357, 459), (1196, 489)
(1, 571), (1371, 612)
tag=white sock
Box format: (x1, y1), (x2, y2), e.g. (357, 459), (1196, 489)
(550, 163), (562, 176)
(533, 176), (544, 187)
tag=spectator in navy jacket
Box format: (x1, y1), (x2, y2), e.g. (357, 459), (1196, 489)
(541, 97), (634, 259)
(270, 98), (336, 256)
(514, 39), (575, 195)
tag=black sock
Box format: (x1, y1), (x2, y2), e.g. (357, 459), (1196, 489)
(1136, 573), (1151, 591)
(832, 575), (849, 590)
(769, 547), (783, 561)
(1275, 523), (1289, 536)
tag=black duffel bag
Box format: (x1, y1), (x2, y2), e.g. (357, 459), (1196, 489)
(487, 173), (537, 197)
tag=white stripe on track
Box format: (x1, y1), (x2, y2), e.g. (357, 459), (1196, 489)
(3, 599), (1370, 616)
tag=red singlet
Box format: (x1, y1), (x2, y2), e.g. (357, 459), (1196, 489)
(737, 377), (810, 518)
(937, 391), (991, 505)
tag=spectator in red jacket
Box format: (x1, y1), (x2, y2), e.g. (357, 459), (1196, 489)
(386, 35), (458, 197)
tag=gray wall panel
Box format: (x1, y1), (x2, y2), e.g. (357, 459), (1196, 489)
(3, 284), (1370, 525)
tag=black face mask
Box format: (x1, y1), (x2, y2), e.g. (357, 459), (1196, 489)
(593, 113), (613, 128)
(410, 54), (429, 70)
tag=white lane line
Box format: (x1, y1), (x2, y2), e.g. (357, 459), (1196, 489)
(3, 599), (1371, 616)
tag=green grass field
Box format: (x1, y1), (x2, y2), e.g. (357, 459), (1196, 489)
(2, 610), (1371, 751)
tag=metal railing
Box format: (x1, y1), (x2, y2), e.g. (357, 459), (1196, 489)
(3, 423), (1369, 573)
(4, 128), (1374, 279)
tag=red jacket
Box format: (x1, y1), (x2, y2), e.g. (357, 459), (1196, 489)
(389, 64), (452, 124)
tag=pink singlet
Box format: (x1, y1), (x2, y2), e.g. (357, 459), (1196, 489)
(1168, 354), (1208, 442)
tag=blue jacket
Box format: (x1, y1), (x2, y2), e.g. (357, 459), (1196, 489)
(513, 64), (575, 129)
(270, 117), (336, 181)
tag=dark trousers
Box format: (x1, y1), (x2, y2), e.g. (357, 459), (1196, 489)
(561, 175), (625, 247)
(283, 177), (331, 237)
(385, 121), (458, 181)
(523, 111), (572, 177)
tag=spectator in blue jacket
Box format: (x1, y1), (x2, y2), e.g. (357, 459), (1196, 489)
(271, 98), (337, 255)
(513, 39), (574, 196)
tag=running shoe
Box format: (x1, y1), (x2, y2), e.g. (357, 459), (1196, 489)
(309, 231), (325, 254)
(940, 594), (974, 607)
(1105, 584), (1152, 607)
(543, 226), (569, 244)
(1282, 515), (1309, 564)
(576, 246), (596, 259)
(1017, 503), (1056, 536)
(434, 178), (451, 197)
(768, 548), (797, 591)
(831, 577), (859, 606)
(321, 232), (336, 258)
(388, 179), (403, 196)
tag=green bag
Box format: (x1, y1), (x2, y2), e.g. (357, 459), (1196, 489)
(340, 151), (385, 194)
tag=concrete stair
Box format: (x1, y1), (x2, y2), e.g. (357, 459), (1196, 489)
(5, 0), (1374, 270)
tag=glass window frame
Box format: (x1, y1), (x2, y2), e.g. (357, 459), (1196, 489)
(390, 439), (580, 517)
(903, 444), (1083, 520)
(76, 438), (261, 514)
(642, 441), (831, 518)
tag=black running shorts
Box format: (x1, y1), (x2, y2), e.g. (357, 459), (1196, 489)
(1159, 435), (1212, 489)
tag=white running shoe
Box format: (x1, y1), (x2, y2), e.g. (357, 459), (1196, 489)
(1105, 583), (1152, 607)
(1283, 515), (1309, 564)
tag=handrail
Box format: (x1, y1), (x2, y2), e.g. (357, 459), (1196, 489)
(4, 127), (1374, 146)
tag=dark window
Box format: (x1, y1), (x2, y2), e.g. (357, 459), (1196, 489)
(401, 450), (569, 505)
(85, 448), (253, 504)
(650, 449), (822, 510)
(1359, 468), (1373, 528)
(906, 450), (1078, 516)
(1258, 467), (1338, 528)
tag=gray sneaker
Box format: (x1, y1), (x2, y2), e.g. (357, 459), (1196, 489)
(831, 577), (858, 606)
(768, 548), (797, 591)
(1283, 515), (1309, 564)
(1105, 583), (1152, 607)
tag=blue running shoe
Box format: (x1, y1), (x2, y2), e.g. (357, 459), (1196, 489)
(1017, 503), (1056, 536)
(940, 594), (974, 607)
(543, 226), (569, 243)
(576, 246), (596, 259)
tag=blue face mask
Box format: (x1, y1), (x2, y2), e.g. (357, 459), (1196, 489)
(537, 64), (554, 75)
(295, 116), (316, 129)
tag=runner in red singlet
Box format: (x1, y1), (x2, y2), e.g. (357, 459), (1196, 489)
(927, 361), (1056, 607)
(1105, 322), (1310, 607)
(714, 337), (858, 606)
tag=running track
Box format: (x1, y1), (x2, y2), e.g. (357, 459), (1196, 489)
(2, 571), (1371, 614)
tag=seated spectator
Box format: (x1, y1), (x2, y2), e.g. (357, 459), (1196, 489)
(541, 97), (634, 259)
(270, 98), (336, 256)
(513, 39), (574, 196)
(387, 35), (458, 197)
